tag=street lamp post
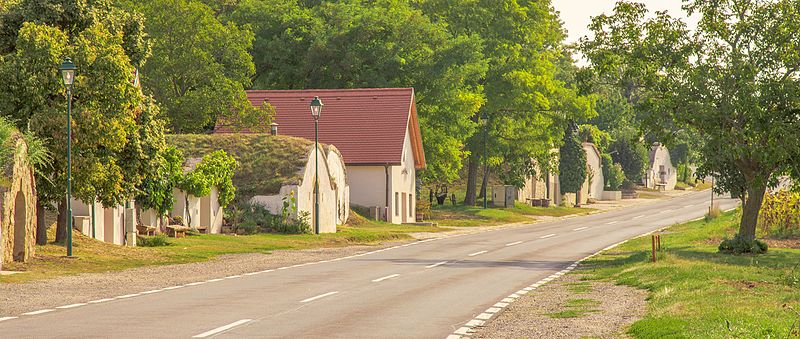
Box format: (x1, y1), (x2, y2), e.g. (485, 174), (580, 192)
(310, 96), (323, 234)
(481, 112), (489, 209)
(59, 58), (77, 257)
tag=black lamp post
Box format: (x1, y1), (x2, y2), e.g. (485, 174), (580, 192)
(59, 58), (77, 257)
(481, 112), (489, 209)
(310, 96), (323, 234)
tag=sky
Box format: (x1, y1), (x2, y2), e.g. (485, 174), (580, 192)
(551, 0), (699, 45)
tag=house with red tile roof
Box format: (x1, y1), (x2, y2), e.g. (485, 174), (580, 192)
(215, 88), (425, 224)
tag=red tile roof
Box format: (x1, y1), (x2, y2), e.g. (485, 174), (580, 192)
(215, 88), (425, 169)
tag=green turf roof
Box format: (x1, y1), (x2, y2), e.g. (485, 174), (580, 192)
(167, 134), (315, 198)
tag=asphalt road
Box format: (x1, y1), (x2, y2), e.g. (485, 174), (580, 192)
(0, 191), (738, 339)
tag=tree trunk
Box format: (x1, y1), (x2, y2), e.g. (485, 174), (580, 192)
(35, 201), (47, 245)
(575, 190), (582, 208)
(738, 182), (767, 241)
(55, 202), (67, 244)
(478, 166), (489, 199)
(464, 153), (480, 206)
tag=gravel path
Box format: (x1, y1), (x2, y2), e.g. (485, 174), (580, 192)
(474, 273), (647, 338)
(0, 242), (408, 317)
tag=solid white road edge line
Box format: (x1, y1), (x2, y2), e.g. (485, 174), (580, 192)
(192, 319), (253, 338)
(505, 241), (523, 246)
(426, 261), (448, 268)
(447, 222), (690, 338)
(87, 298), (114, 304)
(55, 303), (86, 309)
(372, 274), (400, 282)
(468, 250), (488, 257)
(539, 233), (556, 239)
(21, 309), (54, 316)
(300, 291), (339, 303)
(573, 227), (588, 231)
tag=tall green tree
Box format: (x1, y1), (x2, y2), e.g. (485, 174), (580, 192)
(131, 0), (269, 133)
(419, 0), (595, 204)
(559, 123), (586, 206)
(581, 0), (800, 244)
(0, 0), (163, 244)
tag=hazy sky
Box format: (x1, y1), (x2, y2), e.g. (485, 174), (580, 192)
(551, 0), (698, 44)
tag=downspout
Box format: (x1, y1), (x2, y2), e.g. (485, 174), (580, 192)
(91, 198), (95, 239)
(385, 165), (390, 222)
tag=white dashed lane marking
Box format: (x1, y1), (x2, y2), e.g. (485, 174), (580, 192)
(468, 250), (488, 257)
(505, 241), (523, 246)
(539, 234), (556, 239)
(425, 261), (447, 268)
(0, 317), (18, 322)
(633, 215), (645, 219)
(372, 274), (400, 283)
(573, 227), (588, 231)
(606, 221), (619, 225)
(300, 291), (339, 303)
(192, 319), (252, 338)
(55, 303), (86, 309)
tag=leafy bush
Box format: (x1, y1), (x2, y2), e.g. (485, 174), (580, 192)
(225, 196), (311, 235)
(759, 190), (800, 239)
(719, 236), (768, 254)
(606, 163), (625, 191)
(137, 235), (171, 247)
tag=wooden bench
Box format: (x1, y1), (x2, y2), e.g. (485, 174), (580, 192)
(137, 224), (156, 236)
(166, 225), (190, 238)
(195, 225), (208, 234)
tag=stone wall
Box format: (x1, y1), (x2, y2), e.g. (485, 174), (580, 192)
(0, 137), (37, 269)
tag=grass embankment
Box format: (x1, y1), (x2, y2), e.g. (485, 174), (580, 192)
(580, 210), (800, 337)
(0, 216), (446, 283)
(431, 202), (595, 227)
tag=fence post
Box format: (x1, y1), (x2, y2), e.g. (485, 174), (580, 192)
(651, 235), (657, 263)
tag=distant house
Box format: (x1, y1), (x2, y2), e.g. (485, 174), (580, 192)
(169, 134), (347, 233)
(215, 88), (425, 224)
(644, 143), (677, 191)
(518, 151), (562, 206)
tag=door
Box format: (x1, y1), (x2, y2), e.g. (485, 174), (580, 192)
(401, 193), (407, 223)
(200, 195), (211, 229)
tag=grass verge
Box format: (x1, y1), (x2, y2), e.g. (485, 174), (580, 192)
(431, 202), (595, 227)
(0, 218), (447, 284)
(579, 209), (800, 337)
(546, 298), (601, 319)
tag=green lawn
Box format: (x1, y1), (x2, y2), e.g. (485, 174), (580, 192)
(579, 210), (800, 337)
(431, 202), (595, 227)
(0, 220), (447, 283)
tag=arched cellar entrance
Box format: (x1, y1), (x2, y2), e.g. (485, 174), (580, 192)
(13, 191), (26, 261)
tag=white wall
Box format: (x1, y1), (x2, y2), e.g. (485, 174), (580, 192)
(326, 147), (350, 225)
(251, 145), (338, 233)
(72, 199), (133, 245)
(584, 145), (604, 200)
(387, 131), (417, 224)
(171, 187), (223, 233)
(646, 145), (678, 190)
(349, 166), (388, 210)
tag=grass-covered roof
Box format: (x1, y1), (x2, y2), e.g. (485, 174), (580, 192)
(168, 134), (315, 198)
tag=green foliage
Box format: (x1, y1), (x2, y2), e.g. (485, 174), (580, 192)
(226, 198), (311, 235)
(759, 191), (800, 239)
(131, 0), (265, 133)
(577, 124), (612, 152)
(581, 0), (800, 241)
(719, 236), (768, 255)
(137, 235), (171, 247)
(609, 137), (648, 183)
(136, 146), (183, 215)
(601, 153), (625, 191)
(179, 150), (239, 208)
(559, 124), (586, 195)
(22, 130), (52, 176)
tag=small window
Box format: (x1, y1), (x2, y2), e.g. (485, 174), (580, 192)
(395, 192), (399, 216)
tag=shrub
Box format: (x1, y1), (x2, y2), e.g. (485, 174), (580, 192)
(718, 236), (768, 254)
(705, 206), (721, 222)
(606, 163), (625, 191)
(137, 235), (171, 247)
(759, 190), (800, 239)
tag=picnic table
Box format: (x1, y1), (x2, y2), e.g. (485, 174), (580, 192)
(166, 225), (190, 238)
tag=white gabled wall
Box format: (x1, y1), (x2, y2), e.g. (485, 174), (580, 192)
(388, 130), (417, 224)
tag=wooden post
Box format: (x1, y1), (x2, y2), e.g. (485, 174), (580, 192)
(657, 234), (662, 251)
(651, 235), (657, 262)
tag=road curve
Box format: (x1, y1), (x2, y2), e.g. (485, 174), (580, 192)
(0, 191), (739, 338)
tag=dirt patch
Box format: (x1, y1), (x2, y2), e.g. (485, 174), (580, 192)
(764, 238), (800, 249)
(474, 274), (647, 339)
